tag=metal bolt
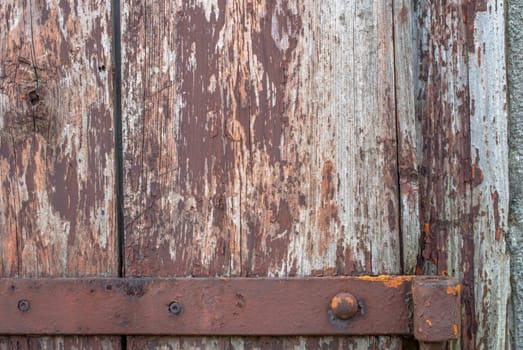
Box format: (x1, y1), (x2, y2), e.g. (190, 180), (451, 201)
(18, 299), (30, 312)
(330, 292), (359, 320)
(168, 301), (183, 315)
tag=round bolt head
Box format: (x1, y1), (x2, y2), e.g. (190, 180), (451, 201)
(168, 301), (183, 315)
(18, 299), (31, 312)
(330, 292), (359, 320)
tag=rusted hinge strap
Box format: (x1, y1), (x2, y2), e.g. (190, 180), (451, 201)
(0, 276), (460, 342)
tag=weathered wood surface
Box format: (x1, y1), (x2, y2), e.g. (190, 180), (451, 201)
(394, 0), (420, 274)
(415, 1), (510, 349)
(508, 0), (523, 348)
(0, 0), (514, 348)
(0, 0), (119, 348)
(122, 0), (402, 348)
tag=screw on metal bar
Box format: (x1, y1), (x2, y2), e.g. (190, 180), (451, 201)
(168, 301), (183, 315)
(17, 299), (30, 312)
(330, 292), (359, 320)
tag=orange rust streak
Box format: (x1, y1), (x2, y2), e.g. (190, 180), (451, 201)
(356, 275), (413, 288)
(447, 284), (462, 296)
(330, 297), (340, 309)
(453, 324), (459, 337)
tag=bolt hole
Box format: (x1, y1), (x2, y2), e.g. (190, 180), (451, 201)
(98, 64), (106, 72)
(168, 301), (183, 315)
(18, 299), (30, 312)
(28, 90), (39, 105)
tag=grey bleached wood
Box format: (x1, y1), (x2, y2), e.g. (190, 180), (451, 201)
(468, 1), (510, 349)
(416, 1), (510, 349)
(394, 0), (420, 274)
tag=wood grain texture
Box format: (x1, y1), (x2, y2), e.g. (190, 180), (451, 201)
(128, 337), (410, 350)
(415, 1), (510, 349)
(467, 1), (510, 349)
(0, 0), (119, 348)
(394, 0), (420, 274)
(122, 0), (402, 349)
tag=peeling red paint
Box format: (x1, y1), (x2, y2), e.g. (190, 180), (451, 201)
(416, 1), (478, 348)
(464, 0), (488, 53)
(491, 191), (501, 241)
(319, 160), (339, 234)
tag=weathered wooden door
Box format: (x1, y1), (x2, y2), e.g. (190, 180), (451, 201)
(0, 0), (510, 349)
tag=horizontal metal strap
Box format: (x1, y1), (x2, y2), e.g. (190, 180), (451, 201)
(0, 276), (460, 340)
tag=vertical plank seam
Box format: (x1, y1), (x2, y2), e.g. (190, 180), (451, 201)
(111, 0), (124, 279)
(391, 0), (405, 275)
(111, 0), (125, 348)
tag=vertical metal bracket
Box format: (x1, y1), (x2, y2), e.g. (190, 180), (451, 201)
(413, 278), (461, 348)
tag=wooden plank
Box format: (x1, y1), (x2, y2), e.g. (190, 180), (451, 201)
(122, 0), (403, 349)
(236, 0), (401, 279)
(0, 0), (119, 348)
(121, 1), (232, 348)
(415, 1), (510, 349)
(393, 0), (420, 274)
(467, 1), (510, 348)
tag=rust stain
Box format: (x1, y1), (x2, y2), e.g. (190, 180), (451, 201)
(356, 275), (413, 288)
(471, 148), (484, 187)
(491, 190), (501, 241)
(413, 278), (461, 342)
(453, 324), (460, 337)
(447, 284), (462, 296)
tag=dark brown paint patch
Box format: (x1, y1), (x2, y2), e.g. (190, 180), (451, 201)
(464, 0), (488, 53)
(123, 1), (230, 277)
(319, 160), (339, 234)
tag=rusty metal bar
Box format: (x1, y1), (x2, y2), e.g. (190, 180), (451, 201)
(0, 276), (459, 341)
(418, 343), (447, 350)
(412, 278), (461, 341)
